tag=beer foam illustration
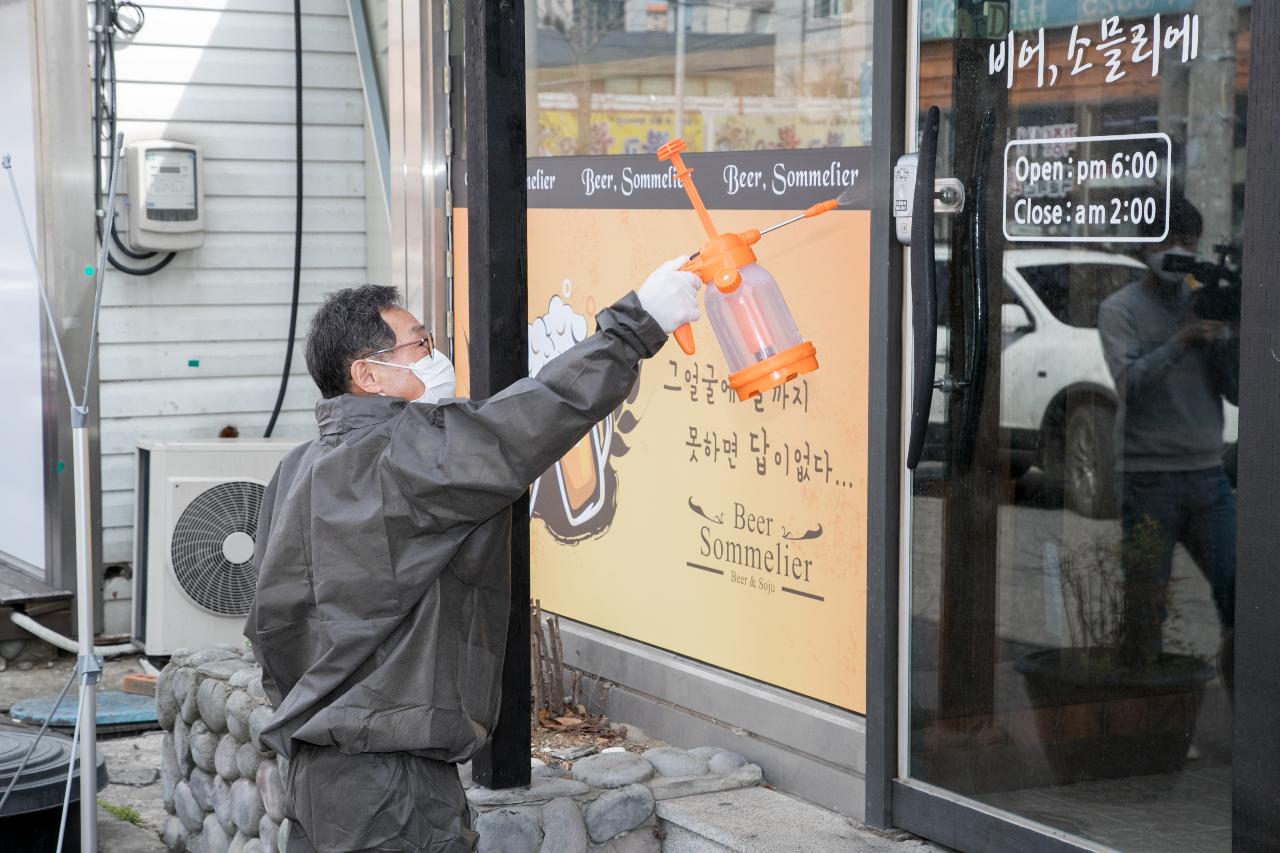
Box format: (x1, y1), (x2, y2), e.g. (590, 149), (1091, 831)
(528, 294), (588, 378)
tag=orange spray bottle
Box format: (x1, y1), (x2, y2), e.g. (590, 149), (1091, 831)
(656, 139), (838, 400)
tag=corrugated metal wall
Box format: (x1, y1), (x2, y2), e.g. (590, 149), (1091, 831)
(98, 0), (369, 564)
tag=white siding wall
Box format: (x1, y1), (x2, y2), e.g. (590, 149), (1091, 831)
(99, 0), (368, 563)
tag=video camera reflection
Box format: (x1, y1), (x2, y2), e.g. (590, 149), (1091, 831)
(1161, 243), (1242, 323)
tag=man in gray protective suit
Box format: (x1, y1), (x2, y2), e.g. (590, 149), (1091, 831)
(244, 257), (701, 852)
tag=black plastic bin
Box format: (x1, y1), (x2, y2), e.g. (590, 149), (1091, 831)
(0, 728), (110, 853)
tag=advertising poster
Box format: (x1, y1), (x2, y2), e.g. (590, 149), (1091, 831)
(458, 148), (871, 712)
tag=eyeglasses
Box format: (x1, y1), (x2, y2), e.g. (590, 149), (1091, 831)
(366, 331), (434, 361)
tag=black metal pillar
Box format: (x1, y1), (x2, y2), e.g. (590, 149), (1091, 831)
(464, 0), (531, 790)
(864, 0), (908, 829)
(1232, 2), (1280, 847)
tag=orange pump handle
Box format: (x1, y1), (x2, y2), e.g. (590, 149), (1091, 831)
(657, 139), (719, 240)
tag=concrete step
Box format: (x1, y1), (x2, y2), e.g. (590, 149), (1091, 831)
(657, 786), (944, 853)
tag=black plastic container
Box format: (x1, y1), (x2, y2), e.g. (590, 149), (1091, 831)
(0, 728), (110, 853)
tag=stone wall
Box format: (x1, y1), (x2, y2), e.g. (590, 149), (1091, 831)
(466, 748), (763, 853)
(157, 648), (764, 853)
(156, 646), (286, 853)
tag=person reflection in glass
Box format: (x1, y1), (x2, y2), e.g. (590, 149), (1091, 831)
(1097, 196), (1238, 687)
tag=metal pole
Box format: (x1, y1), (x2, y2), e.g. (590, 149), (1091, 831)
(674, 0), (686, 140)
(72, 412), (101, 853)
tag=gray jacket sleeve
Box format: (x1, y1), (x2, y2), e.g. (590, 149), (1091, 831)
(243, 465), (285, 706)
(388, 291), (667, 529)
(1098, 296), (1188, 401)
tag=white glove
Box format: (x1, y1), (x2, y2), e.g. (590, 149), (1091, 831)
(637, 255), (702, 335)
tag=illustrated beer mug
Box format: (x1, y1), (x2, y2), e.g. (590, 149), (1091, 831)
(551, 415), (613, 525)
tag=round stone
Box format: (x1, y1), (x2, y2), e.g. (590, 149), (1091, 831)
(228, 832), (249, 853)
(231, 777), (266, 836)
(259, 815), (280, 853)
(225, 692), (254, 743)
(571, 752), (654, 789)
(244, 840), (263, 853)
(258, 760), (285, 823)
(539, 796), (587, 853)
(198, 678), (230, 734)
(600, 827), (662, 853)
(198, 658), (255, 682)
(203, 812), (232, 853)
(249, 706), (274, 753)
(585, 784), (655, 843)
(173, 781), (204, 834)
(467, 777), (589, 806)
(640, 748), (708, 778)
(228, 669), (255, 689)
(215, 734), (241, 782)
(531, 763), (569, 779)
(236, 741), (263, 780)
(707, 751), (747, 774)
(172, 666), (194, 703)
(476, 808), (543, 853)
(687, 746), (724, 762)
(189, 768), (217, 812)
(181, 681), (200, 725)
(189, 721), (218, 774)
(278, 819), (291, 853)
(0, 639), (23, 659)
(162, 733), (180, 813)
(248, 673), (268, 704)
(162, 815), (188, 852)
(174, 717), (193, 778)
(183, 648), (240, 668)
(214, 774), (236, 836)
(157, 667), (180, 731)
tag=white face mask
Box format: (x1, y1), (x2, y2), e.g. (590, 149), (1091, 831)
(1144, 246), (1195, 285)
(366, 350), (456, 404)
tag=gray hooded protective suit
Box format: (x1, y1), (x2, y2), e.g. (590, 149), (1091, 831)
(244, 293), (666, 851)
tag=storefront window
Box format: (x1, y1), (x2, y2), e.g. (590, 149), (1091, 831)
(908, 2), (1251, 849)
(528, 0), (873, 155)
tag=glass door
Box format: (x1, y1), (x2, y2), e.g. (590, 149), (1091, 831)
(903, 2), (1251, 850)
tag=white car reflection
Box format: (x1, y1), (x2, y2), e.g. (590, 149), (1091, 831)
(924, 247), (1239, 519)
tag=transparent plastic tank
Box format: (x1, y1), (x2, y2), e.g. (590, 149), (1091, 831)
(704, 263), (804, 374)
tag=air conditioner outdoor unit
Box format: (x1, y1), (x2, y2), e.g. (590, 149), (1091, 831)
(132, 439), (302, 656)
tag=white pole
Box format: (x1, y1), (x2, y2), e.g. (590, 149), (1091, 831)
(72, 411), (100, 853)
(674, 0), (686, 140)
(3, 134), (120, 853)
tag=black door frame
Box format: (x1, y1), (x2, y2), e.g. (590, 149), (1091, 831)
(865, 3), (1280, 851)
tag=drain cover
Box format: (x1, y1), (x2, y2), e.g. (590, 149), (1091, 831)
(8, 691), (157, 729)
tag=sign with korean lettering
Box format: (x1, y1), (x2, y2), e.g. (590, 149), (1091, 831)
(480, 150), (871, 713)
(987, 13), (1201, 88)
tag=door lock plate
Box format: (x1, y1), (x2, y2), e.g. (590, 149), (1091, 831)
(894, 153), (966, 245)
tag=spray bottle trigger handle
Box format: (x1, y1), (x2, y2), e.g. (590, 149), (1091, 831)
(673, 324), (696, 355)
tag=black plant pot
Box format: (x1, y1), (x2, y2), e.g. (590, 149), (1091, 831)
(1014, 648), (1215, 784)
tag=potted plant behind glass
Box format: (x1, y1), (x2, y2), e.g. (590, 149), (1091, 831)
(1014, 521), (1215, 784)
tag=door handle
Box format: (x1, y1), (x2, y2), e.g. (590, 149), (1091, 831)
(904, 105), (942, 470)
(956, 109), (995, 473)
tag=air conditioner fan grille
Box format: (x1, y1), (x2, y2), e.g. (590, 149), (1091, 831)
(169, 480), (264, 616)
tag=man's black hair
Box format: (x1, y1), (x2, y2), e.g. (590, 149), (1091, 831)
(305, 284), (401, 398)
(1140, 193), (1203, 241)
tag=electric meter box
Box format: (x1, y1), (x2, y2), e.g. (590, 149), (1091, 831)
(125, 140), (205, 251)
